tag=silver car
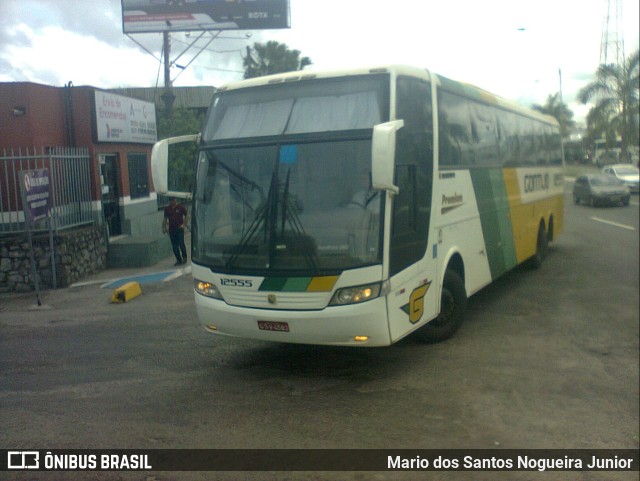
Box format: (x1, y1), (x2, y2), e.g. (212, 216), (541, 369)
(602, 164), (640, 193)
(573, 174), (630, 207)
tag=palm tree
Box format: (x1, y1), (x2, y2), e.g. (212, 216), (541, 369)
(243, 41), (312, 79)
(578, 49), (639, 160)
(532, 93), (576, 139)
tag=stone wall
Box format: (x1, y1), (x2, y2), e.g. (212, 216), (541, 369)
(0, 226), (107, 293)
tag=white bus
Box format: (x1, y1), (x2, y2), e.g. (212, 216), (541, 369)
(152, 65), (564, 346)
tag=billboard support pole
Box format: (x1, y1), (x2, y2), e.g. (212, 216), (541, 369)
(162, 32), (175, 117)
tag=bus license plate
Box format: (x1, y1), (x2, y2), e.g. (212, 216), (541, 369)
(258, 320), (290, 332)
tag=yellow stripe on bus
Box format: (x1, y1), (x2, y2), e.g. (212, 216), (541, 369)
(503, 168), (564, 264)
(306, 276), (340, 292)
(502, 169), (530, 263)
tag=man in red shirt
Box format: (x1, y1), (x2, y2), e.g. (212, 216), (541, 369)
(162, 197), (189, 266)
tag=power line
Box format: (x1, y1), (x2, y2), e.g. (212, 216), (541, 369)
(189, 65), (244, 73)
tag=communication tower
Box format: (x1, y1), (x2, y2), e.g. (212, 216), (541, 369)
(600, 0), (625, 66)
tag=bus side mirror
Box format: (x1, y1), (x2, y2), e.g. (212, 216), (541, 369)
(371, 120), (403, 195)
(151, 134), (200, 199)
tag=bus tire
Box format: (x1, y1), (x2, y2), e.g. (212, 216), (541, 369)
(416, 270), (466, 343)
(528, 223), (548, 269)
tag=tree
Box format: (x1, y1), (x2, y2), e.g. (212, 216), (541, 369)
(156, 107), (205, 194)
(531, 93), (576, 139)
(243, 41), (312, 79)
(578, 49), (639, 159)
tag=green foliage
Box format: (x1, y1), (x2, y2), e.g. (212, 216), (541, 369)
(156, 107), (205, 140)
(243, 41), (312, 79)
(578, 49), (639, 154)
(156, 107), (205, 194)
(531, 93), (576, 139)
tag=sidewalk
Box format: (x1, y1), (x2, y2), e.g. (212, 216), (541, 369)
(73, 233), (193, 289)
(0, 234), (192, 314)
(0, 234), (191, 316)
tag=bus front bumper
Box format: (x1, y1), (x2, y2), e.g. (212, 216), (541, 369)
(194, 294), (392, 347)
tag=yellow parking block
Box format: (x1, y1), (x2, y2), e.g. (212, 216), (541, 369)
(110, 281), (142, 303)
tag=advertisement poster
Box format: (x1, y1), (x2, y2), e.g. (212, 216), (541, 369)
(94, 91), (157, 144)
(20, 169), (51, 223)
(122, 0), (290, 33)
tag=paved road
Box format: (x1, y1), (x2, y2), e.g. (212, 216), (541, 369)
(1, 187), (638, 481)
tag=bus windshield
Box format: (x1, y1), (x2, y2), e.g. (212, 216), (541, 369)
(193, 75), (389, 275)
(193, 140), (382, 274)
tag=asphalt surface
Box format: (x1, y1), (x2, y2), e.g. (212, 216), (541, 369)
(0, 190), (638, 481)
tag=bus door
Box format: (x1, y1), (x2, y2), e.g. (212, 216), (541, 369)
(383, 76), (439, 341)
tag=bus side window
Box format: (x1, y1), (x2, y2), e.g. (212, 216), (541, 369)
(438, 91), (473, 167)
(470, 103), (499, 166)
(497, 110), (521, 166)
(520, 118), (536, 165)
(548, 128), (563, 165)
(533, 122), (547, 165)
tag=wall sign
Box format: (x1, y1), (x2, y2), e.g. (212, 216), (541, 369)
(94, 91), (157, 144)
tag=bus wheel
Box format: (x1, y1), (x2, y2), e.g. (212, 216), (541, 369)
(416, 270), (466, 343)
(528, 223), (548, 269)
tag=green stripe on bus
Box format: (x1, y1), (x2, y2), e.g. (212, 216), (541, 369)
(259, 277), (312, 292)
(258, 276), (339, 292)
(470, 169), (517, 279)
(259, 277), (289, 291)
(283, 277), (313, 292)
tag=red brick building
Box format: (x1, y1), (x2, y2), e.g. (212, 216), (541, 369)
(1, 81), (166, 267)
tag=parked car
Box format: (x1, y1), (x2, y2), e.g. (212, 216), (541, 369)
(573, 174), (630, 207)
(602, 164), (640, 193)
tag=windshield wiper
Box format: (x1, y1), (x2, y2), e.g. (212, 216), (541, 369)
(218, 161), (265, 209)
(278, 168), (318, 272)
(225, 162), (319, 273)
(225, 170), (275, 270)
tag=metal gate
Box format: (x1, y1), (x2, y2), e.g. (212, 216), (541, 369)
(1, 146), (95, 234)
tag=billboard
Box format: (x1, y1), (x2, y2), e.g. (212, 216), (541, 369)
(93, 91), (157, 144)
(122, 0), (290, 34)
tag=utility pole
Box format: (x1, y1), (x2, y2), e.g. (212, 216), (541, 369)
(161, 32), (176, 117)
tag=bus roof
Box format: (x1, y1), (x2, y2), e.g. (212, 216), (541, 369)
(216, 64), (559, 127)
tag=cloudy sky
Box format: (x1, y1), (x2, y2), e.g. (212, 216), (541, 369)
(1, 0), (638, 123)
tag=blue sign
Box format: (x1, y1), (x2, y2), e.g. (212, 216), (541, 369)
(21, 169), (51, 222)
(280, 145), (298, 165)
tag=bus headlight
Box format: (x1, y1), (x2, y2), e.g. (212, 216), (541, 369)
(194, 279), (224, 300)
(329, 282), (384, 306)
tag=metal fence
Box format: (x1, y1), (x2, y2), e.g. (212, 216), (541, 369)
(1, 146), (96, 234)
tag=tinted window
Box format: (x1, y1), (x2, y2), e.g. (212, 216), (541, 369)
(440, 93), (561, 168)
(391, 76), (434, 275)
(438, 90), (472, 166)
(470, 103), (499, 165)
(547, 128), (563, 165)
(127, 152), (149, 199)
(496, 110), (521, 166)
